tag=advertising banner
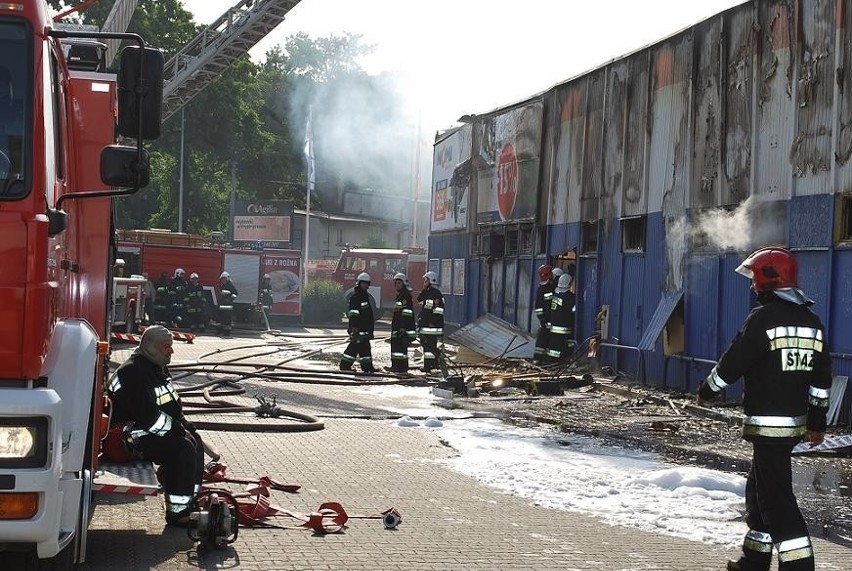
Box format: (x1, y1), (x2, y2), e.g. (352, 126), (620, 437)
(476, 102), (543, 223)
(261, 251), (302, 316)
(431, 125), (472, 232)
(232, 200), (293, 248)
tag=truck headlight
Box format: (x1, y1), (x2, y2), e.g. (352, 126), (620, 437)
(0, 418), (48, 468)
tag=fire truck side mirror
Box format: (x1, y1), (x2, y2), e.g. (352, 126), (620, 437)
(101, 146), (151, 188)
(117, 46), (164, 141)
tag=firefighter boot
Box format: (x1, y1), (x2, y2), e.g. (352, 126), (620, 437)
(726, 554), (772, 571)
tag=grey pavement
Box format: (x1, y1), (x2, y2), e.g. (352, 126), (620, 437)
(84, 327), (850, 570)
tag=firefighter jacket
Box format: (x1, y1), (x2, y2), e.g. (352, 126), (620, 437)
(169, 277), (188, 304)
(260, 282), (273, 308)
(534, 281), (556, 324)
(549, 290), (575, 336)
(417, 286), (444, 336)
(392, 288), (417, 341)
(108, 352), (187, 440)
(218, 279), (238, 307)
(185, 282), (205, 312)
(698, 295), (832, 445)
(347, 286), (375, 339)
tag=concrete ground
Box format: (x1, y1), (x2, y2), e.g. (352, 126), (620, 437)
(82, 326), (851, 570)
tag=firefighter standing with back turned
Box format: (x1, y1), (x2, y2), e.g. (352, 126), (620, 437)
(532, 264), (556, 364)
(696, 248), (831, 571)
(417, 271), (444, 373)
(387, 272), (416, 372)
(107, 325), (204, 526)
(339, 272), (376, 373)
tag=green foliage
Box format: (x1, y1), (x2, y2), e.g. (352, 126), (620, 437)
(301, 279), (345, 324)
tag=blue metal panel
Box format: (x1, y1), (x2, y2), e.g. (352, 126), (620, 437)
(685, 255), (720, 361)
(619, 255), (644, 349)
(796, 250), (829, 323)
(503, 258), (517, 325)
(790, 195), (832, 248)
(577, 256), (598, 342)
(490, 260), (504, 318)
(831, 250), (852, 354)
(469, 258), (481, 321)
(517, 258), (535, 331)
(638, 290), (683, 351)
(599, 220), (623, 333)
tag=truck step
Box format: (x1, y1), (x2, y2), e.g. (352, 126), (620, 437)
(93, 460), (160, 496)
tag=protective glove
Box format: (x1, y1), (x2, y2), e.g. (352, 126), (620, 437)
(348, 328), (360, 340)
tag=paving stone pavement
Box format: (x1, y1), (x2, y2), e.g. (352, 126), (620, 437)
(84, 327), (850, 570)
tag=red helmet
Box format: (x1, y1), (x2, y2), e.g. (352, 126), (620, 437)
(101, 425), (136, 463)
(735, 247), (797, 292)
(537, 264), (553, 282)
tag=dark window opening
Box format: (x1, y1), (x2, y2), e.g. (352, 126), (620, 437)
(837, 194), (852, 244)
(622, 216), (646, 252)
(581, 221), (598, 254)
(519, 225), (533, 254)
(506, 228), (519, 255)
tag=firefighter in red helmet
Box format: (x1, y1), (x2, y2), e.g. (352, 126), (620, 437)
(697, 248), (831, 571)
(532, 264), (556, 364)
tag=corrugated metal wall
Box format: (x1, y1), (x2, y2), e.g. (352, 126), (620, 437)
(427, 0), (852, 397)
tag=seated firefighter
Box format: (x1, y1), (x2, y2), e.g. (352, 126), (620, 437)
(106, 325), (204, 526)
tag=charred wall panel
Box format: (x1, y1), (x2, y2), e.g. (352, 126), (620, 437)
(604, 62), (628, 222)
(836, 1), (852, 192)
(692, 19), (723, 209)
(649, 36), (691, 291)
(790, 194), (832, 246)
(552, 82), (587, 225)
(517, 259), (532, 331)
(755, 0), (795, 199)
(582, 72), (606, 221)
(503, 258), (517, 324)
(539, 94), (559, 225)
(723, 8), (756, 205)
(576, 252), (598, 342)
(623, 54), (650, 217)
(792, 0), (835, 194)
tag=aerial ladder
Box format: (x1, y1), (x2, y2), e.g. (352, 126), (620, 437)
(161, 0), (302, 123)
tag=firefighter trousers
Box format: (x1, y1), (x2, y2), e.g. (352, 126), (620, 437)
(340, 338), (374, 372)
(389, 337), (410, 372)
(420, 334), (440, 371)
(533, 322), (550, 363)
(735, 443), (814, 571)
(136, 428), (204, 518)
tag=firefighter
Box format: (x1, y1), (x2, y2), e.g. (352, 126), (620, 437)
(184, 272), (206, 332)
(217, 271), (238, 337)
(340, 272), (376, 373)
(417, 271), (444, 373)
(169, 268), (188, 328)
(387, 272), (416, 373)
(259, 273), (274, 315)
(532, 264), (556, 364)
(545, 273), (575, 363)
(107, 325), (204, 526)
(696, 248), (831, 571)
(152, 271), (170, 324)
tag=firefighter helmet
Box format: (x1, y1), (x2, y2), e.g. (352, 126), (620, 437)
(735, 247), (797, 292)
(174, 268), (185, 278)
(423, 271), (438, 284)
(263, 273), (271, 280)
(552, 267), (565, 278)
(189, 272), (199, 280)
(220, 271), (230, 279)
(537, 264), (553, 283)
(356, 272), (371, 283)
(393, 272), (408, 283)
(556, 273), (572, 292)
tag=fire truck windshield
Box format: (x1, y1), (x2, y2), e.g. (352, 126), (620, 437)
(0, 19), (29, 199)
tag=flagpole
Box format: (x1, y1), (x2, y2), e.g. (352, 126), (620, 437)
(304, 108), (313, 292)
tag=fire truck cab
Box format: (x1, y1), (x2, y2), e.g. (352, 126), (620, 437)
(0, 2), (163, 567)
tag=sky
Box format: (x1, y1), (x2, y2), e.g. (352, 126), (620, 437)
(353, 384), (750, 547)
(180, 0), (747, 135)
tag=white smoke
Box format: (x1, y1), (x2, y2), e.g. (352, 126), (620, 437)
(677, 196), (785, 252)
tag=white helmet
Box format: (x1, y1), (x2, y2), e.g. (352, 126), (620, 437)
(356, 272), (371, 283)
(263, 273), (271, 280)
(220, 271), (230, 279)
(174, 268), (185, 278)
(556, 273), (572, 293)
(423, 271), (438, 284)
(552, 267), (565, 278)
(393, 272), (407, 282)
(189, 272), (199, 280)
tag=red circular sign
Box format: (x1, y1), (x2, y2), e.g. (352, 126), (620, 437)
(497, 143), (518, 220)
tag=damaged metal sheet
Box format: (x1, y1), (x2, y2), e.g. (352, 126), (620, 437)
(448, 312), (536, 360)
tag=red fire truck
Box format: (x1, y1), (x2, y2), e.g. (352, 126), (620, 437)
(0, 2), (163, 566)
(333, 247), (427, 313)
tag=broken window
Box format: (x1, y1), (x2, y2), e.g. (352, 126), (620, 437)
(506, 227), (519, 255)
(622, 216), (646, 252)
(581, 221), (598, 254)
(836, 194), (852, 245)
